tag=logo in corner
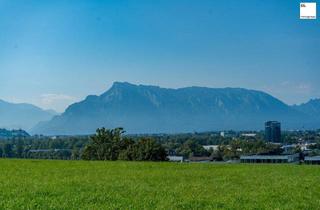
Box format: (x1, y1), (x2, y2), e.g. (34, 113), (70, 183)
(300, 2), (316, 19)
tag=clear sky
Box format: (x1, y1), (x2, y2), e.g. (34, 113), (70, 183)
(0, 0), (319, 112)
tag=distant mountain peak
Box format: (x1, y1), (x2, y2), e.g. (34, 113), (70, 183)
(110, 81), (163, 91)
(307, 98), (320, 103)
(102, 82), (135, 95)
(31, 82), (319, 135)
(293, 98), (320, 118)
(111, 81), (138, 89)
(294, 98), (320, 106)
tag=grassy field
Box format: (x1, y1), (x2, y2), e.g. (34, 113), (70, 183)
(0, 159), (319, 210)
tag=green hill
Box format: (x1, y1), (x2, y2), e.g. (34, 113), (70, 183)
(0, 128), (30, 139)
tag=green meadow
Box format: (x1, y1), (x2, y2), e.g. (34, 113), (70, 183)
(0, 159), (319, 210)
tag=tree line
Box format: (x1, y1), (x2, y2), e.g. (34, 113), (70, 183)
(0, 128), (319, 161)
(0, 128), (167, 161)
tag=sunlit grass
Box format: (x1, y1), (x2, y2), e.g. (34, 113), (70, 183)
(0, 159), (319, 209)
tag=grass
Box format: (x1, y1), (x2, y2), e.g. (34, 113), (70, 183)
(0, 159), (319, 209)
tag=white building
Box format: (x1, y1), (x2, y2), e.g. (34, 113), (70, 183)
(305, 156), (320, 164)
(241, 133), (256, 137)
(167, 156), (184, 162)
(203, 145), (219, 151)
(240, 154), (299, 163)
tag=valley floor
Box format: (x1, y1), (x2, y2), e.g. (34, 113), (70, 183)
(0, 159), (319, 209)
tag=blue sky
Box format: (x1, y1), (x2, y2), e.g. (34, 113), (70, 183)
(0, 0), (319, 112)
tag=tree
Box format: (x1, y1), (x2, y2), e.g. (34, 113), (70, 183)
(82, 127), (124, 160)
(176, 139), (209, 158)
(133, 138), (167, 161)
(15, 139), (24, 158)
(3, 143), (13, 158)
(117, 138), (135, 160)
(71, 148), (80, 160)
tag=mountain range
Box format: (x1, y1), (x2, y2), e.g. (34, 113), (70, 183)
(28, 82), (320, 135)
(0, 99), (55, 130)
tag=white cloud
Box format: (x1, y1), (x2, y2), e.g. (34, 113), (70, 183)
(40, 94), (77, 112)
(280, 81), (290, 86)
(277, 81), (312, 94)
(296, 84), (312, 94)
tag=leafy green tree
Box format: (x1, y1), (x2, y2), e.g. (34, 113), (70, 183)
(71, 148), (80, 160)
(117, 138), (135, 160)
(15, 139), (24, 158)
(3, 143), (13, 158)
(82, 127), (124, 160)
(176, 139), (209, 158)
(133, 138), (167, 161)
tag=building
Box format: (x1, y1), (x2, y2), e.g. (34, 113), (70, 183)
(304, 156), (320, 164)
(281, 144), (298, 154)
(220, 132), (225, 137)
(241, 133), (256, 137)
(299, 142), (316, 151)
(240, 154), (299, 163)
(188, 156), (212, 162)
(167, 156), (184, 162)
(219, 131), (238, 138)
(265, 121), (281, 142)
(203, 145), (219, 151)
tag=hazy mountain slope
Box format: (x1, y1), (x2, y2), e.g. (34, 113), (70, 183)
(0, 99), (55, 130)
(31, 82), (315, 135)
(293, 99), (320, 118)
